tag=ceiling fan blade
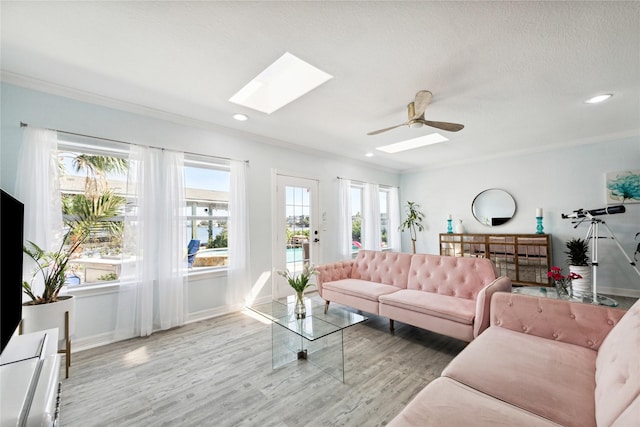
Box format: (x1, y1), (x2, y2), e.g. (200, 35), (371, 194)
(367, 123), (408, 135)
(412, 90), (433, 119)
(422, 120), (464, 132)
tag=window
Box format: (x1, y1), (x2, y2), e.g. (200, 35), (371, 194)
(183, 158), (230, 271)
(58, 141), (231, 286)
(379, 187), (390, 250)
(350, 185), (362, 253)
(58, 140), (131, 286)
(347, 183), (394, 253)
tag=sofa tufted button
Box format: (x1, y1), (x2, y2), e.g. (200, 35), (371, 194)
(496, 320), (501, 325)
(570, 314), (575, 319)
(587, 340), (593, 346)
(537, 308), (543, 313)
(522, 326), (527, 332)
(607, 319), (614, 325)
(552, 333), (558, 339)
(508, 302), (513, 307)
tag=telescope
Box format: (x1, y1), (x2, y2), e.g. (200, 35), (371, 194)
(561, 205), (625, 219)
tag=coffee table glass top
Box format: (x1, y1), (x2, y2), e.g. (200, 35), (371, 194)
(513, 286), (618, 307)
(248, 298), (367, 341)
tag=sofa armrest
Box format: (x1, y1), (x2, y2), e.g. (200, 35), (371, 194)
(490, 292), (627, 350)
(473, 276), (512, 338)
(316, 260), (355, 298)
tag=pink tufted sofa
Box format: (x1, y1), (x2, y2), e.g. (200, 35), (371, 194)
(388, 292), (639, 427)
(316, 250), (512, 342)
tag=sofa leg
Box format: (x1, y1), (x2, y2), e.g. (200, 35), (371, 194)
(389, 319), (395, 332)
(324, 300), (330, 314)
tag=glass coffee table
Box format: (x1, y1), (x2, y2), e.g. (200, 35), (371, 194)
(247, 296), (367, 382)
(513, 286), (618, 307)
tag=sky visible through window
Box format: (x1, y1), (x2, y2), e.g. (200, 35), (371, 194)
(61, 154), (228, 191)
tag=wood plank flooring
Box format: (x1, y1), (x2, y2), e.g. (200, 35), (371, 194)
(59, 298), (466, 427)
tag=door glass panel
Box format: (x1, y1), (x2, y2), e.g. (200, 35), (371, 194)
(286, 185), (311, 276)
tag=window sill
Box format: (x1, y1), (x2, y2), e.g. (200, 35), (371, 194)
(64, 269), (228, 295)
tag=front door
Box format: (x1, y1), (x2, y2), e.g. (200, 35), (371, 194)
(273, 173), (320, 299)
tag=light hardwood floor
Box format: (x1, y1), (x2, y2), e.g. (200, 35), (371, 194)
(59, 298), (466, 427)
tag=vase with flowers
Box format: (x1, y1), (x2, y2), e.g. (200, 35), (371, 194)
(277, 262), (318, 319)
(547, 266), (582, 298)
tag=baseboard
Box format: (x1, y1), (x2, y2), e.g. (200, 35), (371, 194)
(597, 286), (640, 299)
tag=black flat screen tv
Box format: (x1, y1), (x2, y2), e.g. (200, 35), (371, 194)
(1, 189), (24, 355)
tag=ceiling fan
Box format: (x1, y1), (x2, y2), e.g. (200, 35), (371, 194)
(367, 90), (464, 135)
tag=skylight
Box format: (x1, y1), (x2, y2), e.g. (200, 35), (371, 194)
(376, 133), (449, 154)
(229, 52), (333, 114)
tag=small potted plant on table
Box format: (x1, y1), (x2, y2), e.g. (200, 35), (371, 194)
(564, 237), (591, 294)
(277, 262), (318, 319)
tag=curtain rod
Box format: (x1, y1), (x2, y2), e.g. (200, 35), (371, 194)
(336, 176), (398, 189)
(20, 121), (249, 164)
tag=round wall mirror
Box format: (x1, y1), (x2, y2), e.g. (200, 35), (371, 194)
(472, 189), (516, 226)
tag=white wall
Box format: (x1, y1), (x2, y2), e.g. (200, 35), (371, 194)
(400, 137), (640, 297)
(0, 83), (399, 350)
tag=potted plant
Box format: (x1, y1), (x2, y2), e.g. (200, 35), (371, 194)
(564, 237), (591, 294)
(277, 262), (318, 319)
(21, 190), (123, 378)
(399, 201), (424, 254)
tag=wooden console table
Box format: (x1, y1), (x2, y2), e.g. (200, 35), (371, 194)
(439, 233), (552, 287)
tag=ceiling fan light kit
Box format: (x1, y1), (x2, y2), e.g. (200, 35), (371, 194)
(367, 90), (465, 136)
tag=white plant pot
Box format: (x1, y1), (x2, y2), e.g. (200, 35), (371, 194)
(22, 295), (75, 351)
(569, 265), (592, 295)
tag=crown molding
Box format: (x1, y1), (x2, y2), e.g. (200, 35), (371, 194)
(1, 71), (400, 175)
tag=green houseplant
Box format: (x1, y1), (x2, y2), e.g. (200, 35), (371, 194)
(277, 262), (318, 319)
(564, 238), (589, 266)
(23, 191), (124, 304)
(399, 201), (425, 254)
(564, 237), (591, 294)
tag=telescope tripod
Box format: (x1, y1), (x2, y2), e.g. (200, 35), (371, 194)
(578, 216), (640, 305)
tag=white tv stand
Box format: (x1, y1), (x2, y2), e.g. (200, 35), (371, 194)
(0, 329), (61, 427)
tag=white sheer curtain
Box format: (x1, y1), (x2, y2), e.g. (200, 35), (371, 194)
(337, 178), (352, 259)
(117, 145), (153, 338)
(226, 160), (251, 309)
(15, 127), (63, 252)
(156, 150), (187, 330)
(362, 183), (381, 251)
(116, 147), (186, 339)
(15, 127), (63, 295)
(388, 187), (402, 252)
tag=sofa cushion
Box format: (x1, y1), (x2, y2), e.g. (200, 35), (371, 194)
(407, 254), (497, 300)
(351, 250), (412, 289)
(322, 279), (400, 302)
(594, 298), (640, 427)
(379, 290), (476, 325)
(387, 377), (562, 427)
(442, 326), (597, 427)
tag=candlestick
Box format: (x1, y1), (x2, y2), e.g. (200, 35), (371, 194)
(447, 218), (453, 233)
(536, 216), (544, 234)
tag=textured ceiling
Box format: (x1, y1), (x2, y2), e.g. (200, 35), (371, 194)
(1, 1), (639, 171)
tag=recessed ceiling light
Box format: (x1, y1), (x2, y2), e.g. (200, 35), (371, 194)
(376, 133), (449, 154)
(233, 113), (248, 121)
(365, 152), (374, 157)
(585, 94), (613, 104)
(229, 52), (333, 114)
